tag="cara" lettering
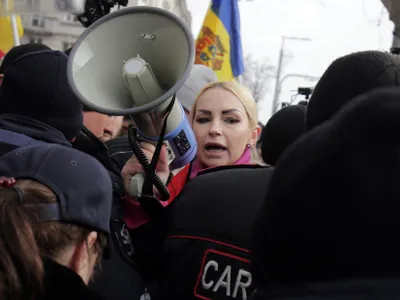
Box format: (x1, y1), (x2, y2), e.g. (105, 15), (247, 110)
(201, 260), (252, 300)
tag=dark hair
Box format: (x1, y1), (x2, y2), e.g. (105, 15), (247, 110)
(0, 179), (107, 300)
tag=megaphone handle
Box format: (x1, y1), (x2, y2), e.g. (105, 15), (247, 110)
(128, 127), (170, 200)
(130, 173), (145, 198)
(129, 143), (170, 200)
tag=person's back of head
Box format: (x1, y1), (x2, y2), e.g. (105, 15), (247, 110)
(306, 50), (400, 130)
(261, 104), (307, 166)
(252, 87), (400, 299)
(0, 143), (113, 300)
(0, 50), (83, 140)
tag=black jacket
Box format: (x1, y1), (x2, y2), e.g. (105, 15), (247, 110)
(72, 129), (146, 300)
(158, 165), (274, 300)
(0, 114), (70, 155)
(39, 259), (105, 300)
(252, 278), (400, 300)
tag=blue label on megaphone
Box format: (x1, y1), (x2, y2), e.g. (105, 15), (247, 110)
(136, 103), (197, 170)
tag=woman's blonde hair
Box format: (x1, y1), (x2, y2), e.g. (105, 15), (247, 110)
(190, 81), (261, 163)
(190, 81), (259, 128)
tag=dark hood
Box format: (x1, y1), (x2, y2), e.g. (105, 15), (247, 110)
(252, 88), (400, 288)
(0, 50), (83, 140)
(306, 50), (400, 129)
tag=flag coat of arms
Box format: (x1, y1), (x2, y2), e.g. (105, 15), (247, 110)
(195, 0), (245, 81)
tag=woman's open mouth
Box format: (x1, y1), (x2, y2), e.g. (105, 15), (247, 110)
(205, 143), (227, 153)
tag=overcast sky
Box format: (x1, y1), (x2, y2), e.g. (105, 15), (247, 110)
(185, 0), (394, 123)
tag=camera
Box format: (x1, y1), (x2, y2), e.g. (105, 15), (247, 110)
(297, 87), (314, 100)
(77, 0), (129, 27)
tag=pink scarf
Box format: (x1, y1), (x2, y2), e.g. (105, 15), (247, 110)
(123, 147), (252, 229)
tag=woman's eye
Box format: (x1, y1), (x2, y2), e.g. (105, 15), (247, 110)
(195, 117), (210, 124)
(225, 118), (239, 124)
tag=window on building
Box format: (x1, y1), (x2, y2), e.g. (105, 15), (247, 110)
(32, 15), (45, 27)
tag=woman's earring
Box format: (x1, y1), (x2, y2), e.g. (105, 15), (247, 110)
(246, 144), (251, 148)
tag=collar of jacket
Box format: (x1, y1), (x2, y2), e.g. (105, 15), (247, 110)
(0, 114), (71, 146)
(39, 258), (106, 300)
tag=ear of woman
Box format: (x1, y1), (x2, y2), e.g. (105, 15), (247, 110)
(71, 231), (98, 285)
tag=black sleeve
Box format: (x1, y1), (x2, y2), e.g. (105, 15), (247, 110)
(129, 204), (174, 282)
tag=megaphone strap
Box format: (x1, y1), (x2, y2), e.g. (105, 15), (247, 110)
(143, 94), (177, 198)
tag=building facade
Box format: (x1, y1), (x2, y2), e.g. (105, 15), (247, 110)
(20, 0), (192, 51)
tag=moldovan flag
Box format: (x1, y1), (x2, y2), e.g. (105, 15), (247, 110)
(195, 0), (245, 81)
(0, 0), (24, 60)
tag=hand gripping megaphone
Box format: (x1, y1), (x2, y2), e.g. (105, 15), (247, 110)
(66, 6), (197, 203)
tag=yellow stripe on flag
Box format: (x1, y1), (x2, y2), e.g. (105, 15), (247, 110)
(195, 9), (234, 81)
(0, 15), (24, 58)
(0, 0), (24, 59)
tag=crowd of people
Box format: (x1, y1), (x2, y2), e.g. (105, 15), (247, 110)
(0, 23), (400, 300)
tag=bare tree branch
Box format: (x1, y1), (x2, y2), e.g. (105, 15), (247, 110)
(241, 54), (275, 103)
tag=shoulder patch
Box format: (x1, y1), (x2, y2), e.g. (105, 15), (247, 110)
(110, 218), (140, 271)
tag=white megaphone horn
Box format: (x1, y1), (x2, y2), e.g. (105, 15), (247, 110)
(66, 6), (197, 201)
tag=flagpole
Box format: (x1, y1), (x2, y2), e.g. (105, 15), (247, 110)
(10, 14), (20, 46)
(5, 0), (20, 46)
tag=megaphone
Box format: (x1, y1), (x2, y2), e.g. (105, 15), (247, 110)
(66, 6), (197, 199)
